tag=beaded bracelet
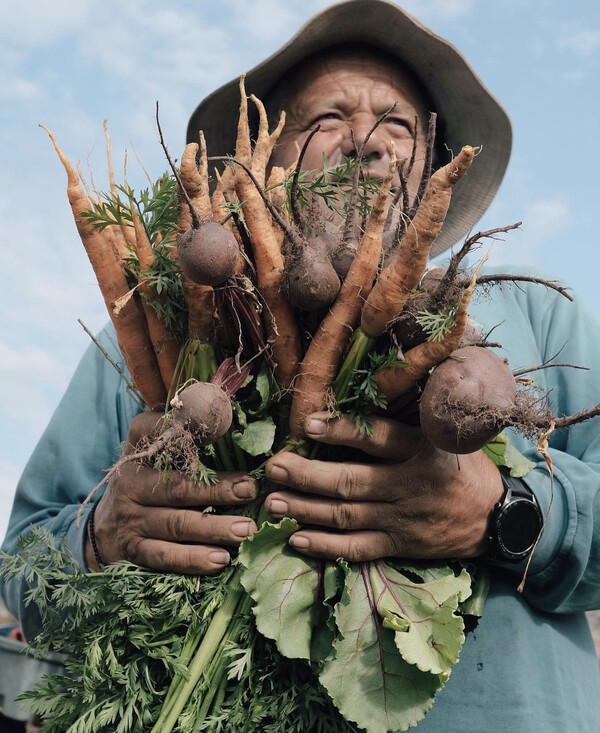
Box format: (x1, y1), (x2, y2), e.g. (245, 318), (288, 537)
(87, 500), (105, 567)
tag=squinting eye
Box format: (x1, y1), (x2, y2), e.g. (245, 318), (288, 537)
(388, 118), (412, 131)
(310, 112), (341, 125)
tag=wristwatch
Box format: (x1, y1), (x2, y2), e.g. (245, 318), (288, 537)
(486, 474), (543, 563)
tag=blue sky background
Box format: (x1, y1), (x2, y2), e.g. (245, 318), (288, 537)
(0, 0), (598, 541)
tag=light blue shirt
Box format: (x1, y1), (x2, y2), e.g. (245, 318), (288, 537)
(2, 268), (600, 731)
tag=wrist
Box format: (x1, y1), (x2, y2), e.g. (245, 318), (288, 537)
(483, 474), (543, 563)
(85, 500), (105, 571)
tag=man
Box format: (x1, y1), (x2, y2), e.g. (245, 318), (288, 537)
(2, 1), (600, 730)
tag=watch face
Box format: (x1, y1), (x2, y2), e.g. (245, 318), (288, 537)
(498, 498), (542, 555)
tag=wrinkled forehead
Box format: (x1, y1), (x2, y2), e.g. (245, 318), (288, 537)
(266, 43), (432, 117)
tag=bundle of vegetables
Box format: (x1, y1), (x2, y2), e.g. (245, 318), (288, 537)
(6, 82), (600, 733)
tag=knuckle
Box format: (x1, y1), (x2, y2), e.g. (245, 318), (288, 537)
(125, 535), (146, 564)
(333, 466), (365, 500)
(166, 475), (192, 505)
(166, 510), (191, 540)
(127, 412), (157, 445)
(331, 502), (355, 530)
(346, 537), (372, 562)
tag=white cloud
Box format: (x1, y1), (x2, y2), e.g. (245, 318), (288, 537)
(522, 194), (570, 241)
(0, 342), (64, 385)
(482, 194), (571, 269)
(558, 27), (600, 58)
(398, 0), (475, 21)
(0, 0), (91, 45)
(0, 74), (41, 101)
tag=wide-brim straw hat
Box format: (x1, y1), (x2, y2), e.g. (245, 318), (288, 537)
(187, 0), (512, 256)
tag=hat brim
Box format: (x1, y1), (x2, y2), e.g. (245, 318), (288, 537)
(187, 0), (512, 256)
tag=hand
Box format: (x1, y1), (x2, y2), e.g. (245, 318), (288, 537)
(263, 412), (504, 562)
(85, 412), (258, 574)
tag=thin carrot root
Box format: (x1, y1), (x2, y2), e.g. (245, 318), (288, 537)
(211, 165), (247, 274)
(373, 264), (479, 405)
(41, 124), (167, 409)
(289, 150), (397, 437)
(361, 145), (475, 338)
(234, 76), (302, 391)
(130, 200), (182, 391)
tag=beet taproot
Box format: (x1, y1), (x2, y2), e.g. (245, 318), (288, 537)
(178, 221), (239, 287)
(419, 345), (516, 454)
(170, 381), (233, 446)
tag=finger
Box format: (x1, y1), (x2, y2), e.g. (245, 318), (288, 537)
(264, 490), (386, 531)
(139, 507), (256, 546)
(304, 411), (423, 460)
(287, 529), (396, 562)
(125, 412), (166, 453)
(127, 537), (233, 575)
(265, 452), (402, 501)
(117, 463), (257, 507)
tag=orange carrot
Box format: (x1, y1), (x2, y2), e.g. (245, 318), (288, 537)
(41, 125), (167, 409)
(130, 200), (182, 391)
(373, 266), (478, 405)
(234, 77), (302, 391)
(212, 166), (247, 274)
(289, 151), (397, 437)
(361, 145), (475, 338)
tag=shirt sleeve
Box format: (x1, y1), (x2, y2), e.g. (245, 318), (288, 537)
(0, 324), (141, 640)
(473, 269), (600, 614)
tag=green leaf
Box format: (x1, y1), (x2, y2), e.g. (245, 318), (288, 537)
(238, 519), (321, 660)
(458, 565), (490, 622)
(319, 562), (442, 733)
(250, 365), (276, 416)
(232, 416), (276, 456)
(368, 561), (470, 676)
(310, 561), (344, 663)
(482, 431), (536, 477)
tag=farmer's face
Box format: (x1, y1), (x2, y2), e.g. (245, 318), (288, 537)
(270, 50), (429, 193)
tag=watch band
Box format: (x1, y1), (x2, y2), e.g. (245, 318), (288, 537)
(485, 474), (543, 563)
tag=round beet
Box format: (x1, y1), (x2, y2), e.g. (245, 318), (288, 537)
(178, 221), (239, 287)
(284, 237), (341, 311)
(419, 346), (516, 454)
(171, 381), (233, 446)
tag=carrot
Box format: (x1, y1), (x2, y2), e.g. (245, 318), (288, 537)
(211, 165), (248, 275)
(373, 265), (478, 405)
(98, 119), (138, 262)
(129, 199), (182, 391)
(41, 125), (167, 409)
(234, 77), (302, 391)
(289, 150), (397, 437)
(360, 145), (475, 338)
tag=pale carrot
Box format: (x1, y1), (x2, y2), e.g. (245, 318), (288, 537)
(130, 199), (182, 391)
(41, 125), (167, 409)
(234, 77), (302, 391)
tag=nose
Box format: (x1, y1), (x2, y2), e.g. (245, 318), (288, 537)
(340, 117), (389, 162)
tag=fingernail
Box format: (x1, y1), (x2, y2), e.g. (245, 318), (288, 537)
(233, 479), (255, 499)
(209, 550), (230, 565)
(232, 520), (254, 537)
(267, 499), (288, 516)
(289, 534), (310, 549)
(306, 417), (327, 435)
(266, 464), (288, 483)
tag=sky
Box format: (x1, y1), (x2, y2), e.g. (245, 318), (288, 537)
(0, 0), (599, 543)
